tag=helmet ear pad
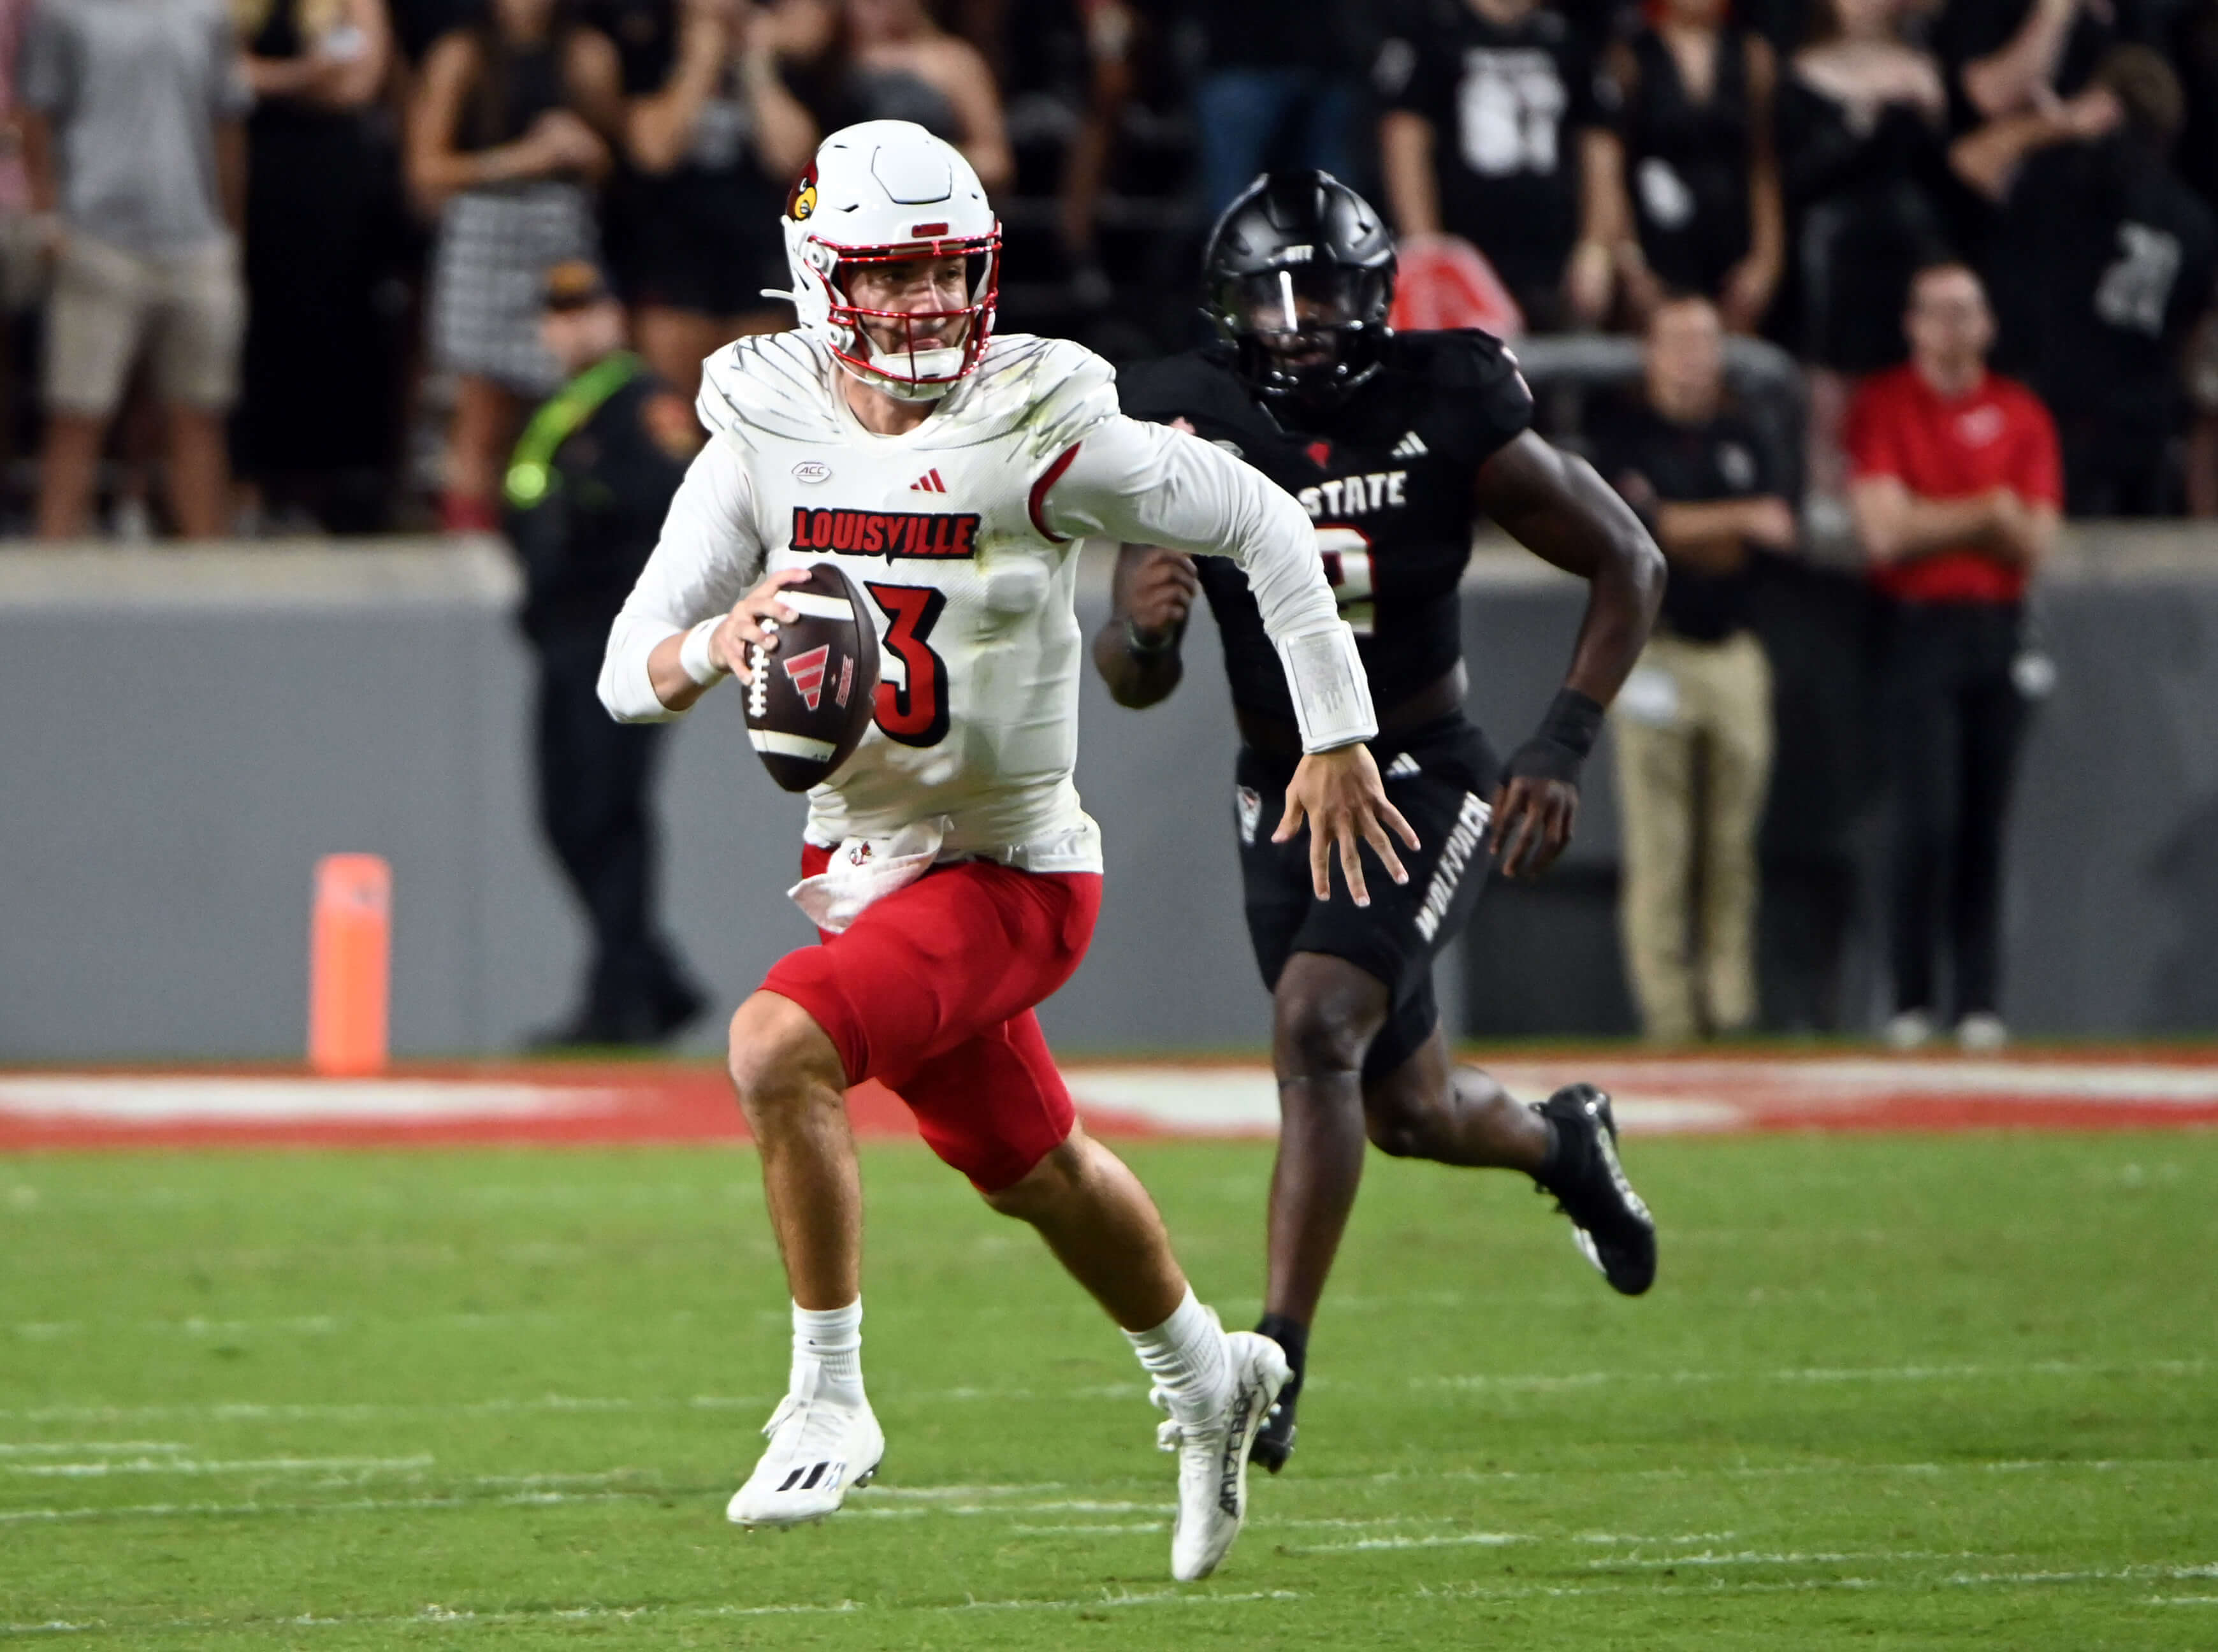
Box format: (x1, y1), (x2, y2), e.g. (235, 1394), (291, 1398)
(1203, 169), (1398, 410)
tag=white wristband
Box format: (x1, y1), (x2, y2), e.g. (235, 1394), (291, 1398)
(1275, 622), (1379, 753)
(678, 616), (728, 688)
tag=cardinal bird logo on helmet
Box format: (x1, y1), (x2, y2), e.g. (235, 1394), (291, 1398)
(788, 166), (818, 222)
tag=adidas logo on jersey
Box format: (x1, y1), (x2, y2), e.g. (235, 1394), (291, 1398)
(909, 468), (948, 493)
(1385, 752), (1422, 779)
(1391, 430), (1428, 460)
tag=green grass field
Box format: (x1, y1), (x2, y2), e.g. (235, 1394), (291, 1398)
(4, 1132), (2215, 1648)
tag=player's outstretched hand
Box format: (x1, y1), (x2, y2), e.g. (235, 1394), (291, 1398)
(714, 567), (814, 685)
(1488, 774), (1578, 880)
(1277, 744), (1421, 907)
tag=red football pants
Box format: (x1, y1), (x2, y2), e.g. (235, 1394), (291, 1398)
(760, 844), (1103, 1192)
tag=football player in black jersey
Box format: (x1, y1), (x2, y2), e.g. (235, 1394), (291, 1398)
(1095, 171), (1667, 1473)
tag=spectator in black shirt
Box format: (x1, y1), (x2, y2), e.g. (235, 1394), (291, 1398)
(235, 0), (404, 532)
(1954, 46), (2218, 514)
(1590, 0), (1783, 332)
(1779, 0), (1953, 496)
(1594, 294), (1794, 1041)
(608, 0), (824, 402)
(1191, 0), (1359, 216)
(1375, 0), (1619, 328)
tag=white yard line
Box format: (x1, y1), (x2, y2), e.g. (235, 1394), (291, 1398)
(0, 1587), (1306, 1639)
(6, 1355), (2200, 1428)
(1289, 1531), (1531, 1553)
(1417, 1357), (2207, 1392)
(0, 1488), (646, 1525)
(1590, 1549), (1973, 1569)
(7, 1454), (431, 1479)
(0, 1076), (623, 1123)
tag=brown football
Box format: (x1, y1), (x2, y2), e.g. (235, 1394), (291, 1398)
(740, 562), (882, 792)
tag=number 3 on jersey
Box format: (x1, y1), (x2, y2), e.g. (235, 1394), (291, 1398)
(1316, 525), (1375, 636)
(865, 581), (952, 747)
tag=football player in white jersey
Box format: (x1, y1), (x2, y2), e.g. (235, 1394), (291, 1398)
(598, 120), (1414, 1581)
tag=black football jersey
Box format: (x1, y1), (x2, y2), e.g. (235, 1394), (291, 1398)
(1117, 330), (1534, 724)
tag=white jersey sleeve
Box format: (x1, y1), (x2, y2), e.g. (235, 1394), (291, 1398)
(1040, 414), (1378, 752)
(598, 433), (767, 723)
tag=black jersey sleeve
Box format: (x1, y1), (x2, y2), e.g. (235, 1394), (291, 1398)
(1117, 351), (1247, 429)
(1392, 328), (1536, 472)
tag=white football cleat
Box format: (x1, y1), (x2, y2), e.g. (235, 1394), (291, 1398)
(725, 1363), (883, 1529)
(1153, 1330), (1290, 1581)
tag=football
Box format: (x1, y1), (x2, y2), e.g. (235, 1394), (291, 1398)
(741, 561), (882, 792)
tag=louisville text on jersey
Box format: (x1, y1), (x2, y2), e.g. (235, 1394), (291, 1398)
(1295, 470), (1408, 521)
(790, 505), (982, 559)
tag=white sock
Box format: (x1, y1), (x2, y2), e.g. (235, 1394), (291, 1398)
(792, 1298), (864, 1402)
(1124, 1288), (1229, 1426)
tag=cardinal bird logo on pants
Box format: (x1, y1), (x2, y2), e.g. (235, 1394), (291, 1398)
(783, 644), (832, 711)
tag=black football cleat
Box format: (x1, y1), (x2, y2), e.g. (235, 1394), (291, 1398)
(1249, 1361), (1301, 1474)
(1533, 1084), (1657, 1296)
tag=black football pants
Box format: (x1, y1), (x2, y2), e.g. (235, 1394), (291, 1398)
(533, 623), (688, 1024)
(1879, 601), (2031, 1020)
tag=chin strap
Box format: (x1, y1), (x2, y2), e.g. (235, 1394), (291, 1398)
(833, 339), (965, 403)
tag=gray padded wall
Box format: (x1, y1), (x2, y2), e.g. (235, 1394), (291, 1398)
(0, 535), (2213, 1061)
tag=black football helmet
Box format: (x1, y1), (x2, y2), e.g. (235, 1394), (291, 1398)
(1203, 171), (1396, 409)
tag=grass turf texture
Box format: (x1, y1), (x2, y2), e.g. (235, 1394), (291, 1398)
(3, 1133), (2214, 1649)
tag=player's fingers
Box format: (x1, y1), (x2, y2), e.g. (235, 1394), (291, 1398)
(729, 611), (776, 655)
(1360, 812), (1409, 887)
(1379, 795), (1423, 853)
(1539, 792), (1580, 872)
(717, 619), (755, 683)
(1485, 782), (1512, 853)
(1337, 818), (1370, 907)
(1497, 801), (1539, 880)
(1308, 816), (1331, 899)
(1273, 785), (1307, 844)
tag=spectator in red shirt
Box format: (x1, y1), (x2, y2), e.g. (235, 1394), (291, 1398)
(1846, 260), (2061, 1054)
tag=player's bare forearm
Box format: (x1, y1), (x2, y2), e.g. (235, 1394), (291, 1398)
(1094, 542), (1196, 709)
(646, 632), (712, 713)
(1475, 433), (1665, 706)
(1091, 618), (1182, 707)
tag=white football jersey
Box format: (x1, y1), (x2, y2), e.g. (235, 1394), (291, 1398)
(600, 330), (1374, 873)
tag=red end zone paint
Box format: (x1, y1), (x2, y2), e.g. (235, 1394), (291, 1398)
(3, 1054), (2216, 1152)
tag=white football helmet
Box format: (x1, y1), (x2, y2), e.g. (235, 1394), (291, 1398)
(780, 120), (1001, 402)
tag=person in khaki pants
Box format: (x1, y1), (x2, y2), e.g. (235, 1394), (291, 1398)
(16, 0), (251, 539)
(1593, 296), (1793, 1041)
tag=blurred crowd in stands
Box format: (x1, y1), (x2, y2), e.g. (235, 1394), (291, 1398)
(2, 0), (2216, 537)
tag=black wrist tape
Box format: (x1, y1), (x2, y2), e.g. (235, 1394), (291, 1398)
(1507, 688), (1605, 783)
